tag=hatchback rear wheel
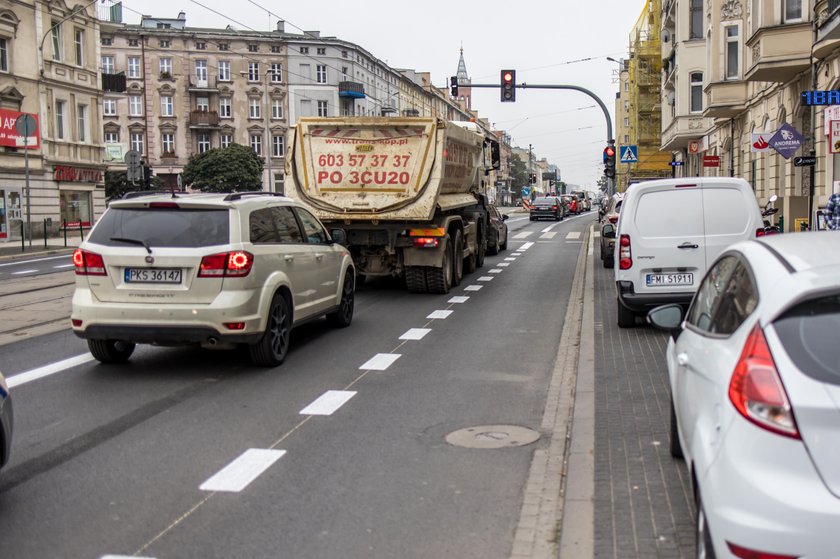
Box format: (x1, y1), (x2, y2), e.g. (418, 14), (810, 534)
(249, 294), (291, 367)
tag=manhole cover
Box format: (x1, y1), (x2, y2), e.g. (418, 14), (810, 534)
(445, 425), (540, 449)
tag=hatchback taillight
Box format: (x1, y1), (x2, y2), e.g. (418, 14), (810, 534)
(728, 324), (799, 439)
(73, 249), (107, 276)
(551, 205), (558, 210)
(199, 251), (254, 278)
(618, 234), (632, 269)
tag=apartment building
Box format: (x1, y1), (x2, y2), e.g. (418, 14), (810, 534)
(0, 0), (104, 243)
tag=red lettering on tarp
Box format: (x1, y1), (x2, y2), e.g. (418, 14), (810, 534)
(54, 165), (103, 183)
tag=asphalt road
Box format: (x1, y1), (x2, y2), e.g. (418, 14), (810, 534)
(0, 211), (597, 559)
(0, 253), (75, 280)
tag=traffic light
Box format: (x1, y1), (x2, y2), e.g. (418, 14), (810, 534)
(603, 145), (616, 178)
(450, 76), (459, 98)
(529, 173), (536, 184)
(501, 70), (515, 102)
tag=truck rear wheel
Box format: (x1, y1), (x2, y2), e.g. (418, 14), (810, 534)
(405, 267), (427, 293)
(426, 234), (453, 294)
(452, 229), (463, 287)
(475, 232), (486, 268)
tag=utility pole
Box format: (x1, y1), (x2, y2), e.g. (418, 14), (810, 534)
(529, 144), (533, 200)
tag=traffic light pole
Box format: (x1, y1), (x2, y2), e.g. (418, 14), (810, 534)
(468, 82), (615, 195)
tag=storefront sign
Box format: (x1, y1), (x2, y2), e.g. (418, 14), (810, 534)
(802, 90), (840, 106)
(687, 140), (701, 154)
(750, 133), (772, 153)
(702, 155), (720, 168)
(54, 165), (103, 183)
(0, 109), (40, 148)
(768, 123), (805, 160)
(830, 121), (840, 154)
(824, 106), (840, 135)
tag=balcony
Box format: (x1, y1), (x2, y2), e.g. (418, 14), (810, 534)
(188, 77), (218, 92)
(745, 22), (812, 82)
(102, 72), (127, 93)
(703, 80), (748, 118)
(815, 0), (840, 58)
(661, 116), (711, 152)
(189, 110), (220, 128)
(338, 81), (365, 99)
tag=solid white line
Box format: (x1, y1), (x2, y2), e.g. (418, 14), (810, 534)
(489, 268), (503, 274)
(427, 310), (453, 319)
(53, 263), (75, 269)
(521, 242), (535, 250)
(566, 231), (582, 240)
(478, 276), (494, 282)
(0, 254), (72, 268)
(7, 353), (95, 388)
(505, 257), (517, 261)
(592, 231), (601, 238)
(199, 448), (286, 493)
(100, 555), (156, 559)
(464, 285), (483, 291)
(540, 232), (557, 240)
(513, 232), (533, 239)
(11, 269), (38, 275)
(541, 223), (559, 233)
(300, 390), (356, 416)
(400, 328), (431, 340)
(360, 353), (401, 371)
(448, 296), (469, 304)
(497, 263), (510, 267)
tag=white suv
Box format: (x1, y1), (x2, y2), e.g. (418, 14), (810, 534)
(71, 191), (355, 367)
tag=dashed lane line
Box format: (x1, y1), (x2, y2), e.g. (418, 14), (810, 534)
(7, 353), (95, 388)
(400, 328), (432, 340)
(359, 353), (402, 370)
(427, 310), (453, 320)
(199, 449), (287, 493)
(299, 390), (357, 416)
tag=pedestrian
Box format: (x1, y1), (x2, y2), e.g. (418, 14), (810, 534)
(826, 190), (840, 231)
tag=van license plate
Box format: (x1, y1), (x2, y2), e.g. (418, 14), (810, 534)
(125, 268), (182, 284)
(646, 273), (693, 286)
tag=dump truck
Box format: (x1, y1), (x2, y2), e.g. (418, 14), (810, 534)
(285, 117), (500, 294)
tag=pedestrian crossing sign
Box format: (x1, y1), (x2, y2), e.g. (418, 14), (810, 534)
(620, 145), (638, 164)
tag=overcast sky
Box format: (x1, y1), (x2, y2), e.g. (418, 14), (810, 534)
(112, 0), (646, 188)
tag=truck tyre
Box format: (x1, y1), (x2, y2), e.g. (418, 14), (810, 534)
(617, 299), (636, 328)
(475, 232), (486, 268)
(405, 267), (427, 293)
(88, 339), (135, 364)
(464, 243), (477, 274)
(426, 234), (453, 294)
(452, 229), (463, 287)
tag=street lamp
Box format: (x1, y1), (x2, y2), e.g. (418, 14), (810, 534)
(240, 68), (274, 192)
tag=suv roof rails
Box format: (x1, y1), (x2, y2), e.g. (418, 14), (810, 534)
(122, 190), (185, 199)
(223, 191), (287, 202)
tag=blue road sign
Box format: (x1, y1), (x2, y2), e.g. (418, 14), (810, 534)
(521, 186), (531, 197)
(619, 145), (638, 164)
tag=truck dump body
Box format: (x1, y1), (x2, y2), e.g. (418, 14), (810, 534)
(287, 117), (485, 222)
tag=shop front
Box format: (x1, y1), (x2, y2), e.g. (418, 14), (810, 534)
(0, 188), (23, 240)
(54, 164), (101, 230)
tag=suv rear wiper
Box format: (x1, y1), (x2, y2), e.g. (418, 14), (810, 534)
(110, 237), (152, 254)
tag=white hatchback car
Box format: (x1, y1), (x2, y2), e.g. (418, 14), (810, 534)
(72, 191), (355, 367)
(648, 232), (840, 559)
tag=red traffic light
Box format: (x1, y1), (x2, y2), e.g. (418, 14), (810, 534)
(501, 69), (516, 102)
(604, 146), (616, 157)
(502, 72), (514, 83)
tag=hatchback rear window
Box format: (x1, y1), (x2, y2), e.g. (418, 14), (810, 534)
(88, 208), (230, 248)
(774, 293), (840, 385)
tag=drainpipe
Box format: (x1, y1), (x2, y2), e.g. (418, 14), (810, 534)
(141, 33), (151, 176)
(809, 8), (819, 229)
(730, 118), (735, 177)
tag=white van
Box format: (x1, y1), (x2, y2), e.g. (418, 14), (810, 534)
(613, 177), (763, 327)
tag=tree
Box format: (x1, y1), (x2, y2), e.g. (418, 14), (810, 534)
(509, 156), (528, 193)
(104, 170), (161, 201)
(181, 143), (264, 192)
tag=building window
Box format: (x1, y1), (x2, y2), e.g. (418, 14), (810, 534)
(250, 134), (262, 156)
(219, 43), (229, 51)
(159, 57), (172, 77)
(218, 60), (230, 81)
(129, 95), (143, 116)
(196, 97), (209, 111)
(101, 37), (112, 46)
(55, 100), (67, 139)
(127, 56), (141, 78)
(725, 25), (739, 79)
(221, 134), (232, 148)
(195, 42), (206, 50)
(341, 50), (348, 58)
(74, 29), (84, 66)
(220, 97), (232, 118)
(195, 60), (207, 83)
(690, 72), (703, 113)
(77, 104), (88, 142)
(271, 45), (281, 53)
(248, 44), (258, 53)
(272, 134), (284, 157)
(624, 117), (630, 127)
(272, 99), (283, 119)
(270, 63), (282, 82)
(128, 39), (139, 47)
(341, 66), (348, 80)
(317, 47), (326, 55)
(316, 65), (327, 84)
(161, 95), (174, 116)
(0, 38), (8, 72)
(249, 98), (261, 118)
(784, 0), (802, 22)
(131, 132), (144, 155)
(689, 0), (703, 39)
(162, 132), (175, 154)
(197, 133), (210, 153)
(104, 130), (119, 143)
(51, 21), (62, 61)
(103, 98), (117, 116)
(101, 55), (115, 74)
(624, 134), (630, 143)
(300, 46), (309, 54)
(159, 40), (170, 48)
(248, 62), (259, 81)
(317, 100), (328, 117)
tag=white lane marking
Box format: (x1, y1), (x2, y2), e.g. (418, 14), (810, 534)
(497, 263), (510, 267)
(300, 390), (357, 416)
(566, 231), (582, 240)
(200, 448), (286, 493)
(505, 257), (517, 261)
(7, 354), (95, 388)
(520, 242), (535, 250)
(464, 285), (483, 291)
(541, 223), (559, 233)
(588, 226), (595, 256)
(11, 269), (39, 275)
(489, 268), (503, 274)
(427, 310), (453, 320)
(360, 353), (401, 371)
(540, 232), (557, 240)
(0, 254), (72, 268)
(513, 232), (533, 239)
(478, 276), (494, 282)
(400, 328), (431, 340)
(101, 555), (156, 559)
(448, 296), (470, 304)
(593, 231), (601, 238)
(54, 263), (75, 269)
(512, 253), (524, 257)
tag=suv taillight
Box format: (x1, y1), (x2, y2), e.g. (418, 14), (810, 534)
(619, 234), (632, 269)
(608, 216), (619, 224)
(73, 249), (107, 276)
(199, 251), (254, 278)
(728, 324), (799, 439)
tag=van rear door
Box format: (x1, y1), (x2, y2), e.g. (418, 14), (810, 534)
(701, 183), (758, 269)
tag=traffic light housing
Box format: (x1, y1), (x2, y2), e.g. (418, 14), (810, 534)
(529, 173), (536, 184)
(450, 76), (459, 98)
(603, 145), (616, 178)
(501, 70), (515, 102)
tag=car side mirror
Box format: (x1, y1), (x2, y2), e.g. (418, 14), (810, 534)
(601, 224), (616, 239)
(502, 214), (509, 221)
(647, 304), (685, 339)
(330, 228), (348, 246)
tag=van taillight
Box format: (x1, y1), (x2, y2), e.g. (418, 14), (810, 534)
(619, 235), (632, 269)
(73, 249), (107, 276)
(199, 251), (254, 278)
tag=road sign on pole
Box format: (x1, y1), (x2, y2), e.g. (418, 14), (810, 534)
(124, 150), (142, 183)
(619, 145), (638, 164)
(15, 114), (36, 248)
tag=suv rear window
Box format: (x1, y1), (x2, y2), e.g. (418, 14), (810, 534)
(773, 293), (840, 385)
(88, 208), (230, 248)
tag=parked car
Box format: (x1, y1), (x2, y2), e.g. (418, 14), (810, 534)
(561, 195), (579, 215)
(486, 204), (509, 255)
(0, 370), (12, 471)
(71, 191), (356, 367)
(572, 191), (591, 212)
(648, 232), (840, 559)
(614, 177), (763, 328)
(529, 196), (565, 221)
(599, 193), (623, 269)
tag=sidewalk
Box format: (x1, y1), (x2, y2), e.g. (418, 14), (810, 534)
(0, 235), (82, 262)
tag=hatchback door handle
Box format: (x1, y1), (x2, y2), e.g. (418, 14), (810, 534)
(677, 353), (689, 366)
(284, 255), (294, 262)
(678, 243), (699, 249)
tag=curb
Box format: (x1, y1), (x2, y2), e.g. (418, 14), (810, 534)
(0, 247), (76, 263)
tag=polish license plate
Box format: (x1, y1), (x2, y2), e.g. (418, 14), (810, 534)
(646, 273), (694, 286)
(124, 268), (182, 284)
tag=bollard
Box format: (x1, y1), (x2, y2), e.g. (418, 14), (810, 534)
(44, 218), (48, 248)
(20, 221), (24, 251)
(63, 220), (68, 247)
(78, 221), (84, 241)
